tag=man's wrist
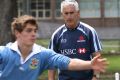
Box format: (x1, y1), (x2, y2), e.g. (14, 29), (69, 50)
(93, 74), (97, 77)
(93, 74), (99, 78)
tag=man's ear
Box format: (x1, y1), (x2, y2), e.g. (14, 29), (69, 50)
(77, 10), (80, 17)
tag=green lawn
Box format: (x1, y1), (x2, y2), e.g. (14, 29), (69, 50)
(36, 38), (50, 48)
(103, 54), (120, 72)
(101, 39), (120, 53)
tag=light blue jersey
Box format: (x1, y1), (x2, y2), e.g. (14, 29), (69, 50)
(0, 41), (70, 80)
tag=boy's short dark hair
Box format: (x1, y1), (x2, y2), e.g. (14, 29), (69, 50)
(11, 15), (38, 34)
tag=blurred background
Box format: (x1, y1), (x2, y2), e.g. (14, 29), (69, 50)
(0, 0), (120, 80)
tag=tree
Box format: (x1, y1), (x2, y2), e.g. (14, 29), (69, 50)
(0, 0), (17, 45)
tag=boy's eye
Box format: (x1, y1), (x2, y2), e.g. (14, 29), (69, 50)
(25, 29), (33, 32)
(24, 29), (37, 33)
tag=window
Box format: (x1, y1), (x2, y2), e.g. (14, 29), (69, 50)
(104, 0), (120, 17)
(55, 0), (62, 18)
(30, 0), (51, 19)
(17, 0), (23, 16)
(31, 11), (36, 17)
(80, 0), (100, 18)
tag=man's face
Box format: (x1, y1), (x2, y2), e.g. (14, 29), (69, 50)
(16, 23), (37, 46)
(62, 5), (80, 28)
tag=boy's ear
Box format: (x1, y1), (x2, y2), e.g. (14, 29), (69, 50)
(14, 30), (20, 38)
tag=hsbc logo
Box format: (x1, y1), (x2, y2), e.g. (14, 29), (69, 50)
(60, 49), (76, 55)
(78, 48), (86, 54)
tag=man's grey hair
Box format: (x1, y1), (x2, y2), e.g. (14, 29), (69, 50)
(61, 0), (79, 13)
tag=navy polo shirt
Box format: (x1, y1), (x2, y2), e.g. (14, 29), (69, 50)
(49, 22), (102, 80)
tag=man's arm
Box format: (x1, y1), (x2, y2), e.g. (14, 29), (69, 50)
(92, 52), (101, 80)
(48, 70), (56, 80)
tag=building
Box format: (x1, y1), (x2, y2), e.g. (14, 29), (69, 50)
(17, 0), (120, 39)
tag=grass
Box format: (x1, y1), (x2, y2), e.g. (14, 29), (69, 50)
(103, 54), (120, 72)
(38, 70), (48, 80)
(101, 39), (120, 53)
(101, 40), (119, 45)
(36, 38), (50, 48)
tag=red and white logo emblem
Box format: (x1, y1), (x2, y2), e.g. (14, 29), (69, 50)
(79, 36), (84, 40)
(78, 48), (86, 54)
(77, 36), (85, 42)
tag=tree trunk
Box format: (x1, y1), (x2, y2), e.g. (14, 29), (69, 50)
(0, 0), (17, 45)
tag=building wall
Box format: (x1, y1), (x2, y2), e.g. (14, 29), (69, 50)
(37, 21), (120, 39)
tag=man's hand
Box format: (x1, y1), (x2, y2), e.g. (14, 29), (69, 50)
(91, 54), (109, 72)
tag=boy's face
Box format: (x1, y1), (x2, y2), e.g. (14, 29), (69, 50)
(16, 23), (38, 46)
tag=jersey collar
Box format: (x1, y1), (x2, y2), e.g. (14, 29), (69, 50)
(65, 23), (80, 30)
(6, 41), (45, 64)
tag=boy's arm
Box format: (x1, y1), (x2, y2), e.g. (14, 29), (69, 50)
(68, 54), (108, 72)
